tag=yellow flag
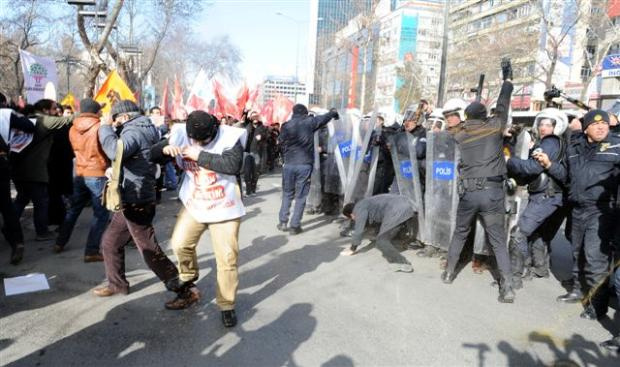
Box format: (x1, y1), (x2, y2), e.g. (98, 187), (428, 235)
(95, 70), (136, 114)
(60, 92), (76, 110)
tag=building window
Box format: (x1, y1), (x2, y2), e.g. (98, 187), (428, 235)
(580, 64), (592, 81)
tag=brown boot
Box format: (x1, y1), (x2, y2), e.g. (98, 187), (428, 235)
(165, 287), (200, 310)
(93, 286), (127, 297)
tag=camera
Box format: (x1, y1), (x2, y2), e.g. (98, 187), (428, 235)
(544, 85), (562, 102)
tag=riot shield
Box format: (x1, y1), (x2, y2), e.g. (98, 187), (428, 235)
(343, 111), (377, 203)
(388, 131), (424, 240)
(306, 131), (322, 212)
(327, 112), (354, 193)
(424, 131), (460, 250)
(505, 129), (532, 241)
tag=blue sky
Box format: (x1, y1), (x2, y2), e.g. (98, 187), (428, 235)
(196, 0), (310, 85)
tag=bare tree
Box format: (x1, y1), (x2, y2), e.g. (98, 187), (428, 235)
(394, 59), (426, 113)
(533, 0), (585, 88)
(0, 0), (53, 98)
(76, 0), (125, 97)
(579, 0), (620, 100)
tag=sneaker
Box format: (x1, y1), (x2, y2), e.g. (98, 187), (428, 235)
(53, 244), (64, 253)
(277, 222), (289, 232)
(35, 232), (56, 242)
(393, 263), (414, 273)
(221, 309), (237, 327)
(84, 254), (104, 263)
(165, 288), (201, 310)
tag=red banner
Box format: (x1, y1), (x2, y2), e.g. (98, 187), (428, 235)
(272, 95), (294, 124)
(213, 80), (238, 119)
(236, 81), (249, 117)
(259, 99), (274, 126)
(161, 79), (170, 117)
(171, 75), (186, 119)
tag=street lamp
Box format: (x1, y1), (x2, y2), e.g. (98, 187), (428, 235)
(276, 11), (302, 102)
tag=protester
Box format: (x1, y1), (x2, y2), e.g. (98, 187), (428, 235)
(341, 194), (415, 273)
(11, 99), (73, 241)
(235, 111), (267, 196)
(53, 99), (109, 262)
(0, 92), (36, 264)
(277, 104), (339, 234)
(151, 110), (246, 326)
(94, 100), (186, 300)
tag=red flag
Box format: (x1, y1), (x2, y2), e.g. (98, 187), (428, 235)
(259, 100), (274, 126)
(235, 82), (250, 117)
(172, 75), (186, 119)
(186, 69), (213, 114)
(213, 79), (238, 119)
(272, 95), (294, 124)
(246, 87), (260, 112)
(161, 79), (170, 118)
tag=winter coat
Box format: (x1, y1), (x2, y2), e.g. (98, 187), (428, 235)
(279, 110), (338, 166)
(70, 113), (109, 177)
(98, 115), (159, 204)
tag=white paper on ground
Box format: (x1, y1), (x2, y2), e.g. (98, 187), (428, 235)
(3, 273), (50, 296)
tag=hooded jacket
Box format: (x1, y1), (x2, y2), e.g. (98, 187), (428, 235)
(70, 112), (109, 177)
(279, 110), (338, 166)
(98, 115), (159, 204)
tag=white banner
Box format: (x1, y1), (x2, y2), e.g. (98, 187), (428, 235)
(19, 49), (58, 102)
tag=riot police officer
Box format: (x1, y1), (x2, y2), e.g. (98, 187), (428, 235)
(441, 60), (516, 303)
(535, 110), (620, 319)
(506, 109), (568, 289)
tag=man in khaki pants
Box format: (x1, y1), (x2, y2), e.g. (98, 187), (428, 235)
(151, 111), (246, 327)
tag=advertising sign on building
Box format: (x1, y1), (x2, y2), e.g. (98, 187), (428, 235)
(601, 54), (620, 78)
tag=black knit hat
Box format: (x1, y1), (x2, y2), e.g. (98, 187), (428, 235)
(292, 103), (308, 116)
(186, 110), (219, 142)
(465, 102), (487, 120)
(111, 100), (140, 119)
(582, 109), (609, 131)
(79, 98), (102, 114)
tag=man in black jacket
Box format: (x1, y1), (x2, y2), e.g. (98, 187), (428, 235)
(441, 61), (516, 304)
(277, 104), (339, 234)
(94, 100), (185, 300)
(235, 111), (268, 196)
(536, 110), (619, 319)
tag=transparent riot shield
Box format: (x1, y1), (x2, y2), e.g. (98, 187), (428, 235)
(424, 131), (460, 250)
(306, 131), (322, 212)
(505, 129), (532, 242)
(327, 112), (354, 193)
(364, 145), (380, 198)
(343, 111), (377, 203)
(389, 131), (424, 241)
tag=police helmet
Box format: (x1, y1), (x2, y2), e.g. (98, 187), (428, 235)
(533, 108), (568, 137)
(442, 98), (467, 121)
(427, 108), (446, 130)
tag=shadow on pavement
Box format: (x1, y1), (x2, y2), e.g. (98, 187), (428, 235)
(5, 298), (317, 366)
(463, 331), (618, 367)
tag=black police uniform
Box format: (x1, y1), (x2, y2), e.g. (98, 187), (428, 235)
(546, 113), (620, 315)
(443, 80), (514, 299)
(506, 133), (565, 287)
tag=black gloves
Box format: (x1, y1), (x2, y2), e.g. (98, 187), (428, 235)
(501, 57), (513, 81)
(329, 108), (340, 120)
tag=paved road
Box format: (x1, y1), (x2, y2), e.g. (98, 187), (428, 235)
(0, 172), (617, 366)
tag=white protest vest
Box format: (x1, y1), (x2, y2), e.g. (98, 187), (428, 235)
(170, 124), (247, 223)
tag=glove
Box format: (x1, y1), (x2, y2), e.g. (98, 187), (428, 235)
(330, 108), (340, 120)
(501, 57), (513, 81)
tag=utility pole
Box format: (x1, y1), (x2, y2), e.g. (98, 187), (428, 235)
(437, 0), (450, 106)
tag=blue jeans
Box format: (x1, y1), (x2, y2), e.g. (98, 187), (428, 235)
(56, 176), (110, 255)
(164, 162), (177, 189)
(278, 164), (312, 228)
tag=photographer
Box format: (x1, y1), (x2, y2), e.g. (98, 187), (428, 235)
(441, 59), (516, 304)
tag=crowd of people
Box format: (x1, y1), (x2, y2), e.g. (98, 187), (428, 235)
(0, 59), (618, 349)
